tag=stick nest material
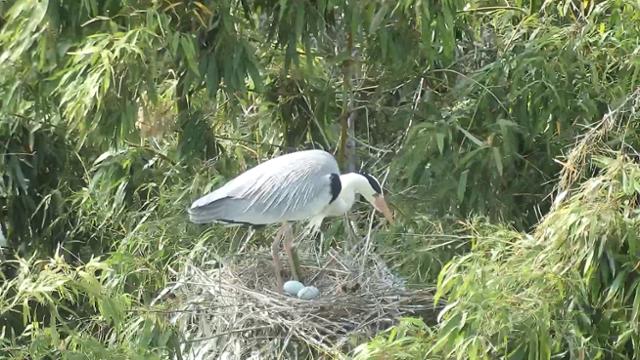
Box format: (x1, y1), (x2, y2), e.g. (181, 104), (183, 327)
(160, 248), (437, 359)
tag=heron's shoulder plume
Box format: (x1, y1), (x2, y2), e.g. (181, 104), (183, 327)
(329, 173), (341, 203)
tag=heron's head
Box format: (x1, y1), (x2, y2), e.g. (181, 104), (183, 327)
(357, 172), (394, 224)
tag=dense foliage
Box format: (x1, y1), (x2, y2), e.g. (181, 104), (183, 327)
(1, 0), (640, 358)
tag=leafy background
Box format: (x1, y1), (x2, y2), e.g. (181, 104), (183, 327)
(1, 0), (640, 358)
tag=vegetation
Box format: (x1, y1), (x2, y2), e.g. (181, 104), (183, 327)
(1, 0), (640, 358)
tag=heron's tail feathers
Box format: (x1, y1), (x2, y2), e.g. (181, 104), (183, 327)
(188, 205), (221, 224)
(187, 196), (233, 224)
(188, 197), (263, 226)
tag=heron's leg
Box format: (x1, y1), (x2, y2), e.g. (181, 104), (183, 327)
(272, 223), (287, 292)
(283, 223), (301, 281)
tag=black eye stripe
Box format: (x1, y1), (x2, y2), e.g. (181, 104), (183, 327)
(361, 172), (382, 194)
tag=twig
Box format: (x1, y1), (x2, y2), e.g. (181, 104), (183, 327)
(124, 140), (176, 165)
(457, 6), (527, 14)
(184, 326), (271, 343)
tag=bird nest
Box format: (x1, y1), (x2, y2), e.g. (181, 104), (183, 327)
(158, 247), (437, 359)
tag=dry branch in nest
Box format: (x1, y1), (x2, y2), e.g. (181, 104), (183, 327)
(158, 248), (437, 359)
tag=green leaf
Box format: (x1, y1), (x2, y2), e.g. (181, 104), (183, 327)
(457, 169), (469, 202)
(180, 35), (199, 75)
(527, 331), (538, 360)
(508, 344), (527, 360)
(244, 42), (263, 91)
(604, 269), (628, 304)
(294, 3), (305, 38)
(457, 126), (485, 147)
(436, 133), (445, 154)
(632, 281), (640, 322)
(206, 56), (219, 96)
(492, 147), (504, 176)
(369, 4), (389, 33)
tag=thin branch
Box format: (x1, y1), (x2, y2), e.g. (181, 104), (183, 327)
(214, 136), (286, 150)
(124, 140), (176, 165)
(429, 68), (510, 115)
(457, 6), (528, 14)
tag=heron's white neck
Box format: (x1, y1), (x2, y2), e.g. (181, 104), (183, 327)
(341, 172), (373, 198)
(327, 173), (371, 215)
(305, 173), (373, 233)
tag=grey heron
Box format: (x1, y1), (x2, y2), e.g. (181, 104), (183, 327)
(188, 149), (394, 290)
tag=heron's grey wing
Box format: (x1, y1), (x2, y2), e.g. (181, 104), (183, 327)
(188, 150), (340, 225)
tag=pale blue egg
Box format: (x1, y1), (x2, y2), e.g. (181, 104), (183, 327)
(297, 286), (320, 300)
(283, 280), (305, 296)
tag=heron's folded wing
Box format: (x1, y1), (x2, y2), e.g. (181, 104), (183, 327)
(188, 150), (340, 225)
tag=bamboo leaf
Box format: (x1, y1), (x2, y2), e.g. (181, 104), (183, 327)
(180, 35), (199, 75)
(492, 147), (504, 176)
(436, 133), (445, 154)
(457, 169), (469, 202)
(457, 126), (485, 147)
(604, 269), (628, 304)
(369, 5), (388, 33)
(206, 56), (219, 96)
(632, 282), (640, 323)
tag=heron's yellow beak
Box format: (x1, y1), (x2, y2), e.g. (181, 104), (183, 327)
(373, 196), (394, 224)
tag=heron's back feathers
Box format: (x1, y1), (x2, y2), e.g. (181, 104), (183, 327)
(188, 150), (340, 225)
